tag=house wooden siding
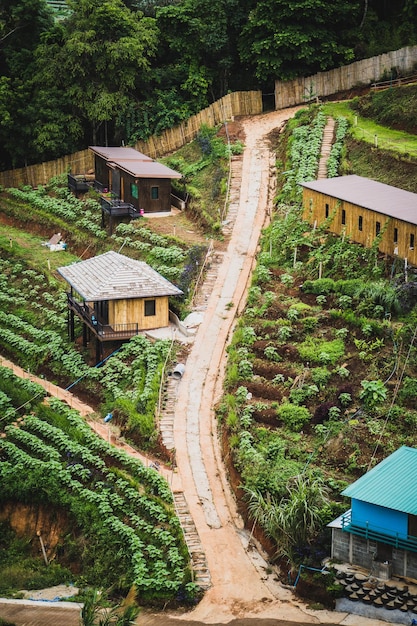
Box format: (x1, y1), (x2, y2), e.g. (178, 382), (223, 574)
(123, 175), (172, 214)
(302, 187), (417, 266)
(91, 148), (181, 214)
(110, 296), (169, 330)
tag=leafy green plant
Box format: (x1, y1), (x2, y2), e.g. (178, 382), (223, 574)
(359, 379), (387, 409)
(264, 345), (281, 362)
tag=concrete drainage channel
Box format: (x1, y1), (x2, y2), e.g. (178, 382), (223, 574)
(156, 149), (246, 593)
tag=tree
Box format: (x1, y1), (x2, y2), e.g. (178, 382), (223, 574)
(238, 0), (361, 82)
(39, 0), (159, 145)
(0, 0), (55, 168)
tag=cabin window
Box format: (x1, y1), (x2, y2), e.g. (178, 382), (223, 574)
(325, 203), (329, 218)
(394, 228), (398, 244)
(358, 216), (363, 231)
(376, 221), (381, 236)
(410, 233), (415, 250)
(151, 186), (159, 200)
(341, 209), (346, 225)
(131, 183), (138, 199)
(144, 299), (156, 316)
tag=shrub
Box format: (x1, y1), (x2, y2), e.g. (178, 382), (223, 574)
(311, 367), (332, 388)
(338, 392), (352, 407)
(302, 278), (335, 295)
(289, 384), (319, 405)
(298, 338), (345, 365)
(276, 402), (311, 431)
(302, 317), (318, 333)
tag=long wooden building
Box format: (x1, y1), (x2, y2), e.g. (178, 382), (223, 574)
(300, 175), (417, 266)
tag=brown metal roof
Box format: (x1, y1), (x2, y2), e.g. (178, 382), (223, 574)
(57, 251), (183, 301)
(89, 146), (152, 162)
(89, 146), (182, 179)
(112, 159), (182, 179)
(301, 175), (417, 226)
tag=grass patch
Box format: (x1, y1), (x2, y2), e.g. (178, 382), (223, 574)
(322, 100), (417, 159)
(1, 227), (79, 278)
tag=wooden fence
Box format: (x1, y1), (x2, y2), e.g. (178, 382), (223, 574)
(275, 45), (417, 109)
(0, 91), (262, 189)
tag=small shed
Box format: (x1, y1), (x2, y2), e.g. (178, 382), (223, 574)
(57, 251), (183, 362)
(329, 446), (417, 579)
(300, 175), (417, 266)
(89, 146), (182, 214)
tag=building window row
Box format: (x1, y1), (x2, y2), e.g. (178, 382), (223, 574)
(323, 205), (416, 251)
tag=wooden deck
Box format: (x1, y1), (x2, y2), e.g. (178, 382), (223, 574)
(67, 295), (139, 341)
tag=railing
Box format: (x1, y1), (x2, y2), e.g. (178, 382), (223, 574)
(341, 510), (417, 553)
(99, 196), (139, 217)
(371, 73), (417, 91)
(67, 294), (139, 340)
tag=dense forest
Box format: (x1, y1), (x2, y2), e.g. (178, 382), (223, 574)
(1, 0), (417, 170)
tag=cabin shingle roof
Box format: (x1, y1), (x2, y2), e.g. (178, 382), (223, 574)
(57, 251), (183, 301)
(342, 446), (417, 515)
(301, 175), (417, 225)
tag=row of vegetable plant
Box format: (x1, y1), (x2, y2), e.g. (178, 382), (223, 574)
(0, 385), (196, 602)
(218, 104), (417, 572)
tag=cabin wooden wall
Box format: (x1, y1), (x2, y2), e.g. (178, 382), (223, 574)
(122, 175), (172, 213)
(110, 296), (169, 330)
(302, 188), (417, 266)
(94, 156), (109, 189)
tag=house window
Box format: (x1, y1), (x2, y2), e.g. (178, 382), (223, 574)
(341, 209), (346, 225)
(131, 183), (138, 199)
(325, 203), (329, 218)
(410, 233), (415, 250)
(144, 299), (156, 316)
(376, 221), (381, 236)
(358, 216), (363, 232)
(393, 228), (398, 244)
(151, 186), (159, 200)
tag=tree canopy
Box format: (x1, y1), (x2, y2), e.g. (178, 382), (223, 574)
(0, 0), (416, 168)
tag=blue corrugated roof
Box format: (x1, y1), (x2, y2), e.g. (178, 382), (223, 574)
(342, 446), (417, 515)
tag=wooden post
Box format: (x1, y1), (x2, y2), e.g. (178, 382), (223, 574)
(37, 531), (48, 566)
